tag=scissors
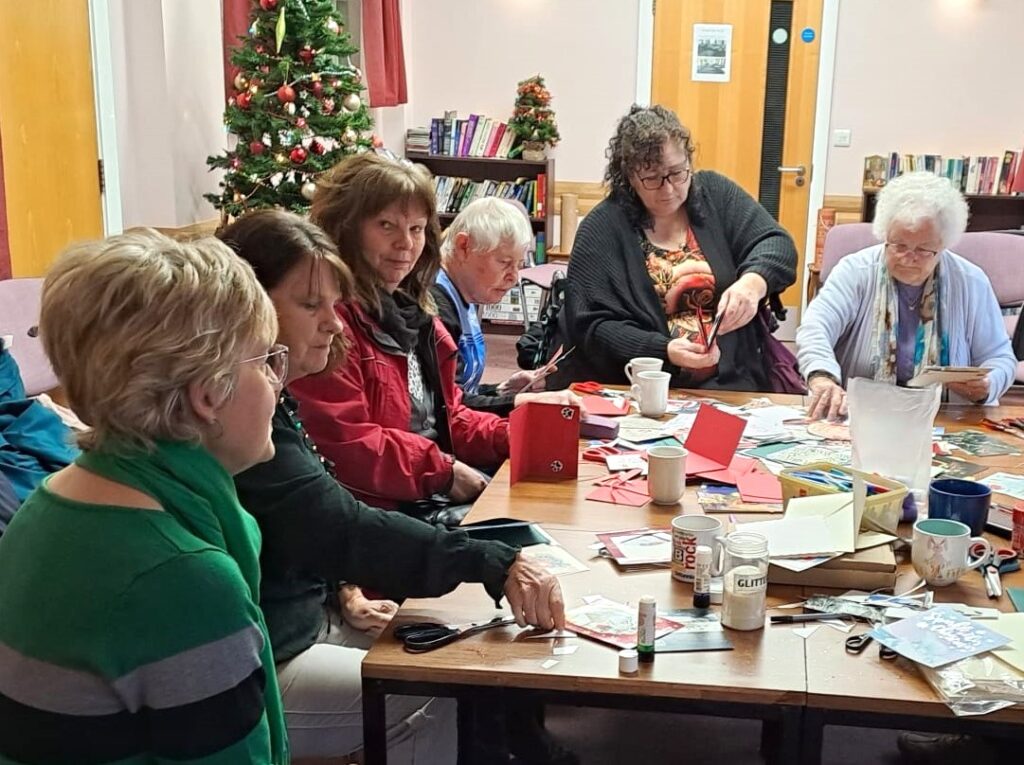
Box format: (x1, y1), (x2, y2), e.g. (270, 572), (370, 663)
(570, 381), (606, 396)
(844, 631), (898, 660)
(970, 542), (1018, 599)
(394, 617), (517, 653)
(582, 444), (640, 464)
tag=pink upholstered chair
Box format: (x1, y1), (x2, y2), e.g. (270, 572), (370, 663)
(817, 224), (1024, 383)
(0, 277), (58, 396)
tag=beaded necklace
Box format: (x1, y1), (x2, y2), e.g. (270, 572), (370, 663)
(278, 393), (336, 478)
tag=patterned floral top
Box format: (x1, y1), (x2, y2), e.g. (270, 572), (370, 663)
(641, 226), (718, 381)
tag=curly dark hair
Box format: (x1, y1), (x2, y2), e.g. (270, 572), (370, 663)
(604, 104), (697, 229)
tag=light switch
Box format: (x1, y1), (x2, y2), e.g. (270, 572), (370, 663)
(832, 129), (852, 147)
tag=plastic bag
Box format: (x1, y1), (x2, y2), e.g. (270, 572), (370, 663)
(918, 653), (1024, 717)
(848, 378), (941, 521)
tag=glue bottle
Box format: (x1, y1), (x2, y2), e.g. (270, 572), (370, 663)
(693, 545), (712, 609)
(637, 596), (656, 663)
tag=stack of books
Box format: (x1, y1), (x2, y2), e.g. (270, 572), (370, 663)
(864, 150), (1024, 195)
(404, 127), (430, 154)
(432, 174), (546, 218)
(424, 111), (518, 159)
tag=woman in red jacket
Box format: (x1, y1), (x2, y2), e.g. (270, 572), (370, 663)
(291, 153), (531, 525)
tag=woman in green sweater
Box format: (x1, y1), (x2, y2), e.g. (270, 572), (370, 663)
(0, 231), (288, 763)
(219, 210), (570, 764)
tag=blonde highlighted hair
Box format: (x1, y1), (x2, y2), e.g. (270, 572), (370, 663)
(40, 229), (277, 452)
(310, 152), (442, 313)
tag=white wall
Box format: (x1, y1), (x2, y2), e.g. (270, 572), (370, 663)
(108, 0), (225, 228)
(824, 0), (1024, 197)
(405, 0), (640, 184)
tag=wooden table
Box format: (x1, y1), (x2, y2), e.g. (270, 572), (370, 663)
(362, 391), (1024, 764)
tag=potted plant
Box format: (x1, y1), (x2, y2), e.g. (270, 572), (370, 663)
(509, 75), (560, 161)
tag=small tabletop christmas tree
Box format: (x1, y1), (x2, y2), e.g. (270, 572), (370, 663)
(508, 75), (560, 161)
(206, 0), (374, 221)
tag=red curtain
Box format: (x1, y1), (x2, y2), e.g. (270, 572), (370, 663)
(0, 122), (11, 280)
(361, 0), (407, 107)
(222, 0), (253, 102)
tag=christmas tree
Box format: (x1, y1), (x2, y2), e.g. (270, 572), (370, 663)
(508, 75), (560, 157)
(206, 0), (374, 221)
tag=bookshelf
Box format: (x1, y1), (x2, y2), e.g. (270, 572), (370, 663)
(405, 152), (555, 249)
(862, 190), (1024, 232)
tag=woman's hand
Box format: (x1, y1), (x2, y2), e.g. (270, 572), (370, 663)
(947, 376), (990, 404)
(667, 338), (720, 370)
(716, 273), (768, 336)
(498, 369), (544, 394)
(503, 555), (566, 631)
(806, 373), (848, 421)
(514, 389), (584, 410)
(338, 585), (399, 637)
(449, 460), (488, 504)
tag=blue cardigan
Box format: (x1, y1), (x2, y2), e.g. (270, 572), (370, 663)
(796, 245), (1016, 404)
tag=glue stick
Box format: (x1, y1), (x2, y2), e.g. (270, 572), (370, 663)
(693, 545), (712, 609)
(637, 596), (656, 663)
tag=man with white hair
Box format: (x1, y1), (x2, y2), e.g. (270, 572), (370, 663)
(432, 197), (578, 415)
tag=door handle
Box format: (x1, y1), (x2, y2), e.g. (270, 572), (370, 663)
(777, 165), (806, 176)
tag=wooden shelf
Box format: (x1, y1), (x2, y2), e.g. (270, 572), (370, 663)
(437, 211), (546, 225)
(406, 151), (547, 169)
(863, 189), (1024, 232)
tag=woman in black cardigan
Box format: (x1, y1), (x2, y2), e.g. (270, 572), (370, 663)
(554, 104), (797, 391)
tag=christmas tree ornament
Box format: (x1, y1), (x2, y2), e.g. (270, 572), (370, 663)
(270, 173), (284, 188)
(290, 147), (308, 164)
(310, 139), (326, 155)
(233, 72), (248, 91)
(276, 84), (296, 103)
(249, 140), (265, 155)
(259, 0), (277, 10)
(228, 96), (236, 107)
(326, 18), (340, 35)
(322, 97), (336, 114)
(255, 45), (266, 54)
(311, 73), (322, 82)
(233, 191), (244, 203)
(296, 117), (307, 128)
(284, 102), (296, 116)
(311, 81), (324, 97)
(236, 92), (252, 109)
(248, 84), (260, 95)
(299, 46), (315, 65)
(342, 93), (361, 112)
(275, 153), (287, 164)
(301, 181), (317, 200)
(371, 134), (384, 148)
(230, 157), (241, 170)
(341, 127), (357, 145)
(249, 21), (259, 37)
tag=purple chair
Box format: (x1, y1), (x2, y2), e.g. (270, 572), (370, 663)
(818, 224), (1024, 383)
(0, 277), (58, 396)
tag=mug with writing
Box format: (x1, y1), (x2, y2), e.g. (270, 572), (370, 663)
(624, 356), (664, 385)
(630, 370), (671, 418)
(911, 518), (991, 587)
(647, 445), (688, 505)
(671, 514), (723, 583)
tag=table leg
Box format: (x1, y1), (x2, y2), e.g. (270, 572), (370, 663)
(799, 707), (824, 765)
(361, 677), (388, 765)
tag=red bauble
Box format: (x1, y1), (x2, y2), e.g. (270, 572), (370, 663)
(310, 140), (326, 155)
(276, 84), (296, 103)
(296, 117), (307, 128)
(311, 81), (324, 97)
(236, 92), (252, 109)
(230, 157), (242, 170)
(290, 147), (308, 164)
(249, 140), (265, 155)
(299, 47), (315, 65)
(372, 134), (384, 149)
(259, 0), (277, 10)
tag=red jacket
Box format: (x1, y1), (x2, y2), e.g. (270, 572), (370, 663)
(290, 302), (510, 509)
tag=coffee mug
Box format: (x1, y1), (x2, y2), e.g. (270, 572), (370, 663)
(647, 445), (687, 505)
(625, 357), (664, 385)
(630, 370), (671, 417)
(672, 515), (723, 582)
(911, 518), (991, 587)
(928, 478), (991, 537)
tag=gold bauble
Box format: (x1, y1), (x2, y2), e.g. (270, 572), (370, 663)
(233, 72), (248, 91)
(301, 181), (317, 200)
(342, 93), (361, 112)
(341, 128), (357, 145)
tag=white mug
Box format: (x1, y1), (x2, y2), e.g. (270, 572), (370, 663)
(625, 357), (664, 385)
(647, 445), (687, 505)
(630, 370), (670, 417)
(911, 518), (991, 587)
(671, 514), (724, 582)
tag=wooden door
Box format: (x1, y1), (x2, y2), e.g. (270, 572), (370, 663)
(0, 1), (103, 278)
(652, 0), (824, 310)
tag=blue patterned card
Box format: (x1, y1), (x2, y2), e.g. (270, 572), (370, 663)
(869, 607), (1011, 668)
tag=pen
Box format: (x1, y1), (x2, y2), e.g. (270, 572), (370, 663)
(770, 613), (847, 624)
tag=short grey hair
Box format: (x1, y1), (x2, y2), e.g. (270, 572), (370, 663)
(872, 171), (969, 250)
(440, 197), (534, 260)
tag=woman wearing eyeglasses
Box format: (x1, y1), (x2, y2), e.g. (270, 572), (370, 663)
(551, 104), (798, 390)
(797, 171), (1017, 420)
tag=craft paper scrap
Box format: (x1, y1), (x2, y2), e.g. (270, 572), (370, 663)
(519, 544), (589, 576)
(769, 443), (852, 467)
(522, 629), (578, 640)
(979, 472), (1024, 501)
(932, 456), (987, 479)
(580, 395), (630, 418)
(793, 625), (820, 639)
(596, 529), (672, 565)
(552, 645), (579, 656)
(540, 659), (559, 670)
(868, 607), (1011, 668)
(991, 614), (1024, 674)
(565, 596), (684, 649)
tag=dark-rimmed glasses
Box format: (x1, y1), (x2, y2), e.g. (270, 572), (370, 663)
(637, 167), (692, 190)
(240, 343), (289, 386)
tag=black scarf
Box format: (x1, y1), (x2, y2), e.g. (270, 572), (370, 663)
(374, 289), (433, 353)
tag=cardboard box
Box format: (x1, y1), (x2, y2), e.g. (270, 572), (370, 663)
(768, 544), (897, 591)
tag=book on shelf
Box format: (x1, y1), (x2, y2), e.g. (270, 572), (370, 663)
(864, 148), (1024, 196)
(430, 174), (542, 218)
(410, 111), (520, 159)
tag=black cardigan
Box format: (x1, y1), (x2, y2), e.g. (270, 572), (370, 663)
(551, 170), (797, 391)
(234, 392), (518, 663)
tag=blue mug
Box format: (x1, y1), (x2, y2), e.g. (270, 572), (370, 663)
(927, 478), (991, 536)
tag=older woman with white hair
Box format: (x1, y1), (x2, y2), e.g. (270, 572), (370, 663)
(432, 196), (579, 415)
(797, 171), (1017, 420)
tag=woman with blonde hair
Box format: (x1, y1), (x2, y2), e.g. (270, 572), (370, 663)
(0, 230), (288, 762)
(291, 153), (508, 524)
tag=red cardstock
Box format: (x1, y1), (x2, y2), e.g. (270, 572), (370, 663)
(580, 395), (630, 417)
(684, 404), (747, 472)
(509, 402), (581, 485)
(736, 469), (784, 503)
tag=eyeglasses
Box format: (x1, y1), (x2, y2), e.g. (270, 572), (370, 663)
(885, 242), (939, 259)
(239, 343), (289, 386)
(637, 167), (692, 190)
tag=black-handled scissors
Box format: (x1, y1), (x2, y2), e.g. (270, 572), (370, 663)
(845, 632), (897, 660)
(394, 617), (517, 653)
